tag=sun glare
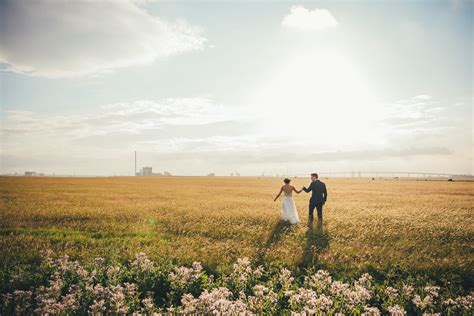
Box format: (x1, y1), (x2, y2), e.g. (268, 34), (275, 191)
(253, 52), (384, 148)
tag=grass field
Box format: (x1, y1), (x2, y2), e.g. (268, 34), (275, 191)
(1, 176), (473, 314)
(1, 176), (473, 281)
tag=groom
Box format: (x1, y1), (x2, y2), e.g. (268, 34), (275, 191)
(302, 173), (327, 221)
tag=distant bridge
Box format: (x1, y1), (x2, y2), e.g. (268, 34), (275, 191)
(291, 171), (473, 179)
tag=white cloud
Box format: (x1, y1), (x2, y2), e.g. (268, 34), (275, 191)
(382, 95), (445, 129)
(0, 98), (246, 139)
(0, 0), (207, 78)
(0, 97), (258, 174)
(1, 95), (470, 175)
(413, 94), (432, 101)
(282, 6), (338, 31)
(3, 94), (457, 152)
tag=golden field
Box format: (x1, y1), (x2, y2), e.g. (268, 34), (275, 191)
(0, 176), (473, 280)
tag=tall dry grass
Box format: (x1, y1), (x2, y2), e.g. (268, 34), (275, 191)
(0, 176), (472, 282)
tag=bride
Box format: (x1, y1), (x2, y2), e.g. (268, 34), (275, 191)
(273, 178), (301, 224)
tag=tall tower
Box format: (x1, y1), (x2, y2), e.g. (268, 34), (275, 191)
(134, 151), (137, 176)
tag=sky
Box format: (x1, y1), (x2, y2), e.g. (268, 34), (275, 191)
(0, 0), (472, 176)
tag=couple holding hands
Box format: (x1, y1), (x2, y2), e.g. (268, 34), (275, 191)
(274, 173), (327, 225)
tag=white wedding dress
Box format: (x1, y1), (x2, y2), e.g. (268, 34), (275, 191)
(281, 192), (300, 224)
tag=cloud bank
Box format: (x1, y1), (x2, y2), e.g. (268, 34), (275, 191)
(1, 95), (468, 175)
(282, 6), (338, 31)
(0, 0), (207, 78)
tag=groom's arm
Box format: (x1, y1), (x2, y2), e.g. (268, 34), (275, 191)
(302, 182), (313, 193)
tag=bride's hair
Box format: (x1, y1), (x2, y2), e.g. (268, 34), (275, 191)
(283, 178), (291, 184)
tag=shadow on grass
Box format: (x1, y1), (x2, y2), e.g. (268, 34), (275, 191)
(298, 218), (330, 269)
(254, 220), (293, 265)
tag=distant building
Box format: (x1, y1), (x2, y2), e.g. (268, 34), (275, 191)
(136, 166), (171, 176)
(24, 171), (44, 177)
(164, 171), (172, 176)
(136, 166), (153, 176)
(207, 173), (215, 177)
(142, 166), (153, 176)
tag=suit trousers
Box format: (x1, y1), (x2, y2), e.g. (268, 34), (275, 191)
(309, 200), (323, 219)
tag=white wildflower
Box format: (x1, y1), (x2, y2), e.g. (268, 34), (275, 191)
(253, 265), (264, 278)
(443, 294), (473, 311)
(90, 299), (106, 314)
(388, 304), (406, 316)
(330, 281), (350, 297)
(94, 257), (105, 266)
(279, 268), (294, 290)
(305, 270), (332, 291)
(355, 273), (373, 289)
(424, 285), (440, 298)
(385, 286), (399, 301)
(13, 290), (32, 314)
(106, 266), (122, 282)
(402, 284), (414, 299)
(362, 306), (381, 316)
(168, 262), (203, 290)
(180, 287), (251, 314)
(131, 253), (154, 272)
(412, 294), (433, 310)
(142, 297), (154, 310)
(289, 288), (332, 313)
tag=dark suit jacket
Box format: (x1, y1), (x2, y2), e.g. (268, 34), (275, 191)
(303, 180), (327, 204)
